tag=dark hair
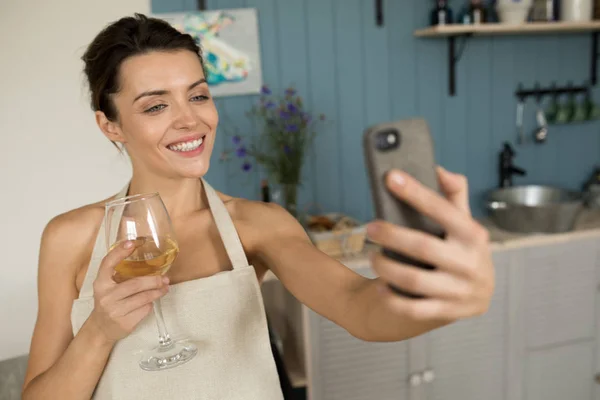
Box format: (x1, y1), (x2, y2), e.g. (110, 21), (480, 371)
(82, 13), (205, 122)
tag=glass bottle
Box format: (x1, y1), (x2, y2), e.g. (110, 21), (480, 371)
(469, 0), (487, 24)
(430, 0), (454, 26)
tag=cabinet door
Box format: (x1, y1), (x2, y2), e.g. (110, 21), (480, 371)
(524, 340), (595, 400)
(424, 249), (510, 400)
(305, 266), (414, 400)
(516, 236), (599, 400)
(521, 237), (597, 349)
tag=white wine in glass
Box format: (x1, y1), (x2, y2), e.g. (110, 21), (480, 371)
(105, 192), (198, 371)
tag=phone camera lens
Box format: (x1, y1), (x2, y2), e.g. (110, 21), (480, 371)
(376, 129), (400, 151)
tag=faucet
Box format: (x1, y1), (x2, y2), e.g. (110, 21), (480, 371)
(499, 142), (526, 188)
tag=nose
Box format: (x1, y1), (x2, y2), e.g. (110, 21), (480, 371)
(172, 103), (197, 131)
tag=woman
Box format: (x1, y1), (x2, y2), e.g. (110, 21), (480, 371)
(22, 13), (494, 400)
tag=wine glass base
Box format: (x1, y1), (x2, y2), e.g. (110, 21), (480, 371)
(139, 339), (198, 371)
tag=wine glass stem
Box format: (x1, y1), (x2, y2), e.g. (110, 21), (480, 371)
(152, 299), (174, 350)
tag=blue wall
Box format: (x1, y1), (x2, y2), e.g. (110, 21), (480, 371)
(151, 0), (600, 220)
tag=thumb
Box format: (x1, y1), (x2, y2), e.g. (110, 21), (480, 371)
(97, 240), (135, 283)
(437, 166), (471, 215)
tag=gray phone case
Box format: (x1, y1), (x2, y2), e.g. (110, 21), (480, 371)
(362, 118), (445, 297)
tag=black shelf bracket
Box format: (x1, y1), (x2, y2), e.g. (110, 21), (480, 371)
(448, 34), (471, 96)
(592, 31), (599, 86)
(445, 29), (600, 97)
(197, 0), (206, 11)
(375, 0), (383, 27)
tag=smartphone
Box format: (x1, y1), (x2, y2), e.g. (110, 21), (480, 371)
(362, 118), (446, 298)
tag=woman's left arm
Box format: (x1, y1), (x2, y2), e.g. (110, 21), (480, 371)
(250, 166), (495, 342)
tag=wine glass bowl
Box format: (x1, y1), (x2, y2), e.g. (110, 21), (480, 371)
(110, 235), (179, 283)
(105, 192), (198, 371)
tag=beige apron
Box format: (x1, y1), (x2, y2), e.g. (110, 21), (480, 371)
(71, 178), (284, 399)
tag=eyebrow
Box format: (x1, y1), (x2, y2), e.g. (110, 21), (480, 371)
(133, 79), (207, 103)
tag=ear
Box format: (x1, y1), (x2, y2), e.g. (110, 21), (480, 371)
(95, 111), (126, 144)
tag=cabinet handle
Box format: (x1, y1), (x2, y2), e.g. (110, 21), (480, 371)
(409, 373), (422, 387)
(422, 369), (435, 383)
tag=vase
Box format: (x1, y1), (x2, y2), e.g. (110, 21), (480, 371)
(272, 183), (299, 218)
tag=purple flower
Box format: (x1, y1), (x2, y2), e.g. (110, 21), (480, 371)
(285, 124), (298, 132)
(283, 145), (292, 154)
(319, 113), (326, 121)
(264, 101), (276, 109)
(285, 87), (296, 97)
(242, 161), (252, 171)
(235, 146), (247, 157)
(232, 135), (242, 145)
(261, 85), (271, 95)
(302, 113), (312, 124)
(287, 103), (298, 114)
(279, 110), (290, 119)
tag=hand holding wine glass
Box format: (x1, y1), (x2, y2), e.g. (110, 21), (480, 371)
(102, 192), (198, 371)
(88, 240), (171, 344)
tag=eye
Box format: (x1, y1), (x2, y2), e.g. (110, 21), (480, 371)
(144, 104), (167, 114)
(191, 95), (209, 102)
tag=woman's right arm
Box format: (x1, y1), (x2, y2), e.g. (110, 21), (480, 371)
(22, 213), (170, 400)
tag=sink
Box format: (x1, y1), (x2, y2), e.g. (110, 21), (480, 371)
(485, 185), (584, 234)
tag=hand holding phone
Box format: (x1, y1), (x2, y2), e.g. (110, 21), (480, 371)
(361, 118), (495, 322)
(363, 119), (445, 298)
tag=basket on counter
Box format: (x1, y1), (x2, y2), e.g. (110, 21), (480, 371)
(304, 212), (367, 258)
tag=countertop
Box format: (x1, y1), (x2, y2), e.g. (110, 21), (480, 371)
(262, 207), (600, 282)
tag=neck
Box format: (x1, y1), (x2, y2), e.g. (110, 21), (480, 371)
(127, 171), (207, 218)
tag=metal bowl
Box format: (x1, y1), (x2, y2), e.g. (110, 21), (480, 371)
(486, 185), (584, 233)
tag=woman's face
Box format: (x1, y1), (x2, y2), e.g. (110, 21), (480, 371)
(102, 49), (218, 179)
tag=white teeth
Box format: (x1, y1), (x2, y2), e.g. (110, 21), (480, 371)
(168, 137), (204, 152)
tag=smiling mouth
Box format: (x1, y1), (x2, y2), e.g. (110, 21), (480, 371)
(167, 135), (206, 152)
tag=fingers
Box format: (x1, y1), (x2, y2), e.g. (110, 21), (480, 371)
(96, 240), (135, 285)
(367, 221), (466, 274)
(385, 169), (477, 240)
(106, 275), (169, 303)
(113, 286), (169, 317)
(436, 166), (470, 215)
(371, 252), (471, 300)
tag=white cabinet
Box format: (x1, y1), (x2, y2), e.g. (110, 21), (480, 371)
(508, 237), (599, 400)
(299, 251), (511, 400)
(304, 266), (415, 400)
(265, 233), (600, 400)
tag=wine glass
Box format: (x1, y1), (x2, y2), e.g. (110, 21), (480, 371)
(104, 192), (198, 371)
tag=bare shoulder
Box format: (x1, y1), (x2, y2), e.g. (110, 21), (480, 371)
(223, 196), (309, 246)
(42, 201), (105, 251)
(39, 197), (110, 286)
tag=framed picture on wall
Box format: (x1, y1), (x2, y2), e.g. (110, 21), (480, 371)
(153, 8), (263, 97)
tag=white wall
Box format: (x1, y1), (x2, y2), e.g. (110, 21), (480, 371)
(0, 0), (150, 361)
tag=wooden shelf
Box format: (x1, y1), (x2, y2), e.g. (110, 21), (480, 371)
(415, 21), (600, 37)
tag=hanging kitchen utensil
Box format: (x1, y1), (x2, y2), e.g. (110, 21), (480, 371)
(533, 95), (549, 143)
(544, 84), (559, 124)
(516, 97), (525, 145)
(585, 90), (600, 120)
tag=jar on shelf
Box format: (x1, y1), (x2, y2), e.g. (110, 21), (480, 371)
(560, 0), (593, 21)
